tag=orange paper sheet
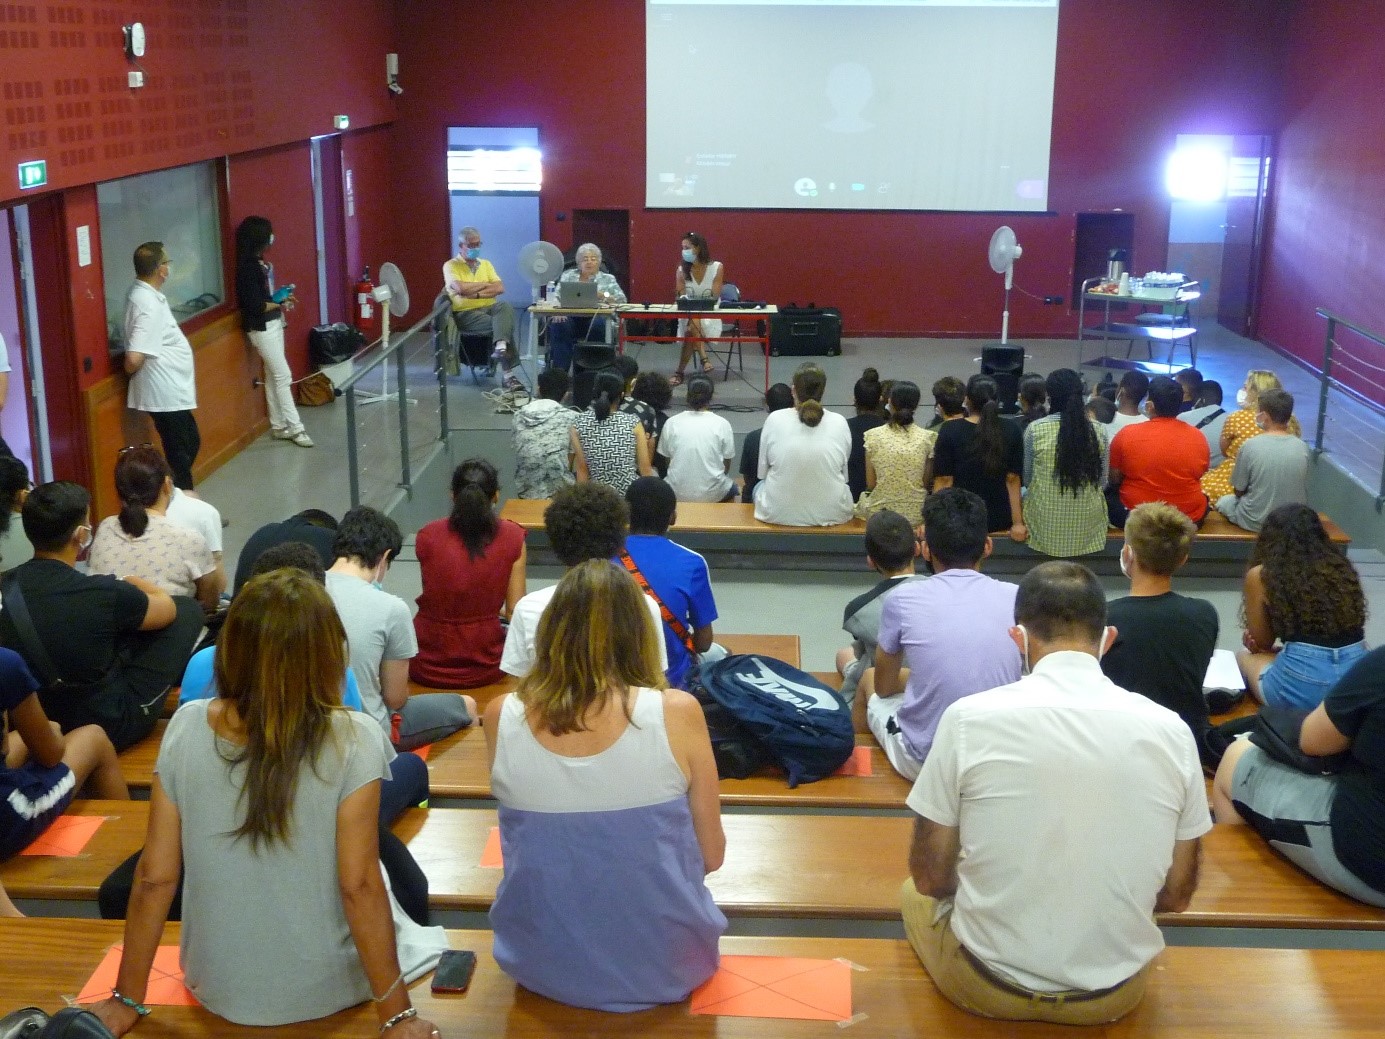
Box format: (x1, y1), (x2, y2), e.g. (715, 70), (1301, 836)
(691, 956), (852, 1021)
(19, 815), (107, 857)
(479, 826), (504, 868)
(77, 945), (198, 1006)
(833, 746), (873, 777)
(410, 743), (433, 762)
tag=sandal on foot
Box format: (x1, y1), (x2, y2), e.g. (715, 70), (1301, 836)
(670, 371), (685, 386)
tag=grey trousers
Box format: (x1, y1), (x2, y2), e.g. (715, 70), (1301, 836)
(452, 301), (517, 368)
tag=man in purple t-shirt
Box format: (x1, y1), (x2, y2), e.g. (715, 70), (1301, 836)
(857, 488), (1021, 780)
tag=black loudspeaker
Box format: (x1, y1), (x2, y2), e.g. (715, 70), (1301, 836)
(573, 343), (617, 409)
(769, 306), (842, 356)
(981, 344), (1024, 413)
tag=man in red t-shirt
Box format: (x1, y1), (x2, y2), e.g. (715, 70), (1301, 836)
(1107, 376), (1210, 526)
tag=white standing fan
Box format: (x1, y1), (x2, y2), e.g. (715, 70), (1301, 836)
(359, 261), (414, 407)
(517, 240), (564, 300)
(987, 226), (1023, 345)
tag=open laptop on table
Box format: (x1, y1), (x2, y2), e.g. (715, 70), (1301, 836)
(557, 280), (601, 307)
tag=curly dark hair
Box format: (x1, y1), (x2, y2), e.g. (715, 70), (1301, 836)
(1247, 504), (1366, 643)
(632, 371), (673, 412)
(1046, 368), (1103, 495)
(544, 483), (628, 566)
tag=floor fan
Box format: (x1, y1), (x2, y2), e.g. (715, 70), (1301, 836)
(358, 261), (414, 407)
(514, 240), (564, 386)
(987, 226), (1023, 344)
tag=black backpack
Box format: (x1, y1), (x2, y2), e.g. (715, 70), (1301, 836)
(687, 655), (854, 787)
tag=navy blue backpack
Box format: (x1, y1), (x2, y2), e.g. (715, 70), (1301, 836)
(687, 654), (855, 787)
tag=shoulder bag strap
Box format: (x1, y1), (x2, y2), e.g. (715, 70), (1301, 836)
(1195, 407), (1226, 430)
(0, 573), (63, 689)
(617, 549), (696, 655)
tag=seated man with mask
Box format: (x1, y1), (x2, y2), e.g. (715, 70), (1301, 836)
(444, 225), (521, 394)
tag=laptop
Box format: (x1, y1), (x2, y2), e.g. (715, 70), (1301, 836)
(557, 280), (600, 307)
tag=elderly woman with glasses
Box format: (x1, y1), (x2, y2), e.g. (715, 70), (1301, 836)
(546, 243), (627, 373)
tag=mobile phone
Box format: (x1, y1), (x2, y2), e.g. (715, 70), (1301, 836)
(431, 950), (477, 994)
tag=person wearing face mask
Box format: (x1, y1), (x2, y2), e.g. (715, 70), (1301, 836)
(444, 226), (521, 394)
(326, 506), (477, 752)
(546, 243), (627, 373)
(1213, 389), (1310, 533)
(672, 232), (724, 386)
(1100, 503), (1220, 765)
(1201, 369), (1301, 501)
(234, 216), (311, 447)
(0, 482), (203, 751)
(901, 560), (1208, 1025)
(854, 489), (1021, 781)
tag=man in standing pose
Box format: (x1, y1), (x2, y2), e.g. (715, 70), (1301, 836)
(124, 242), (200, 490)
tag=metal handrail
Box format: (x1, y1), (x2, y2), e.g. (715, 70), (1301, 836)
(334, 300), (449, 393)
(1315, 308), (1385, 510)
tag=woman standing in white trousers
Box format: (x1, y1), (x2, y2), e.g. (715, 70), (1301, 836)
(235, 216), (313, 447)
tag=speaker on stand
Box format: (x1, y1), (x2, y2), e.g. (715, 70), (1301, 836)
(980, 344), (1025, 414)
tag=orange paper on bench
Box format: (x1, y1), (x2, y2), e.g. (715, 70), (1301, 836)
(78, 945), (198, 1006)
(833, 746), (873, 777)
(480, 826), (503, 868)
(410, 743), (433, 762)
(19, 815), (106, 857)
(690, 955), (852, 1021)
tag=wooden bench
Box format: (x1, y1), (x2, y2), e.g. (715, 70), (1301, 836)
(8, 803), (1385, 937)
(501, 499), (1351, 576)
(4, 918), (1384, 1038)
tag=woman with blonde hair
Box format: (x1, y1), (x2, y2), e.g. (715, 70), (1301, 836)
(484, 559), (725, 1012)
(754, 362), (854, 525)
(91, 570), (444, 1036)
(857, 380), (935, 519)
(1203, 369), (1302, 500)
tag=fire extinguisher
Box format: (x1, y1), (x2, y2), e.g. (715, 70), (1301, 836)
(354, 266), (379, 338)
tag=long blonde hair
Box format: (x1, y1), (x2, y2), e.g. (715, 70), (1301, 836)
(213, 569), (350, 848)
(517, 560), (665, 735)
(1242, 370), (1283, 411)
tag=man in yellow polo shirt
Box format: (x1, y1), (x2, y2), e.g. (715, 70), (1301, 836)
(443, 225), (520, 392)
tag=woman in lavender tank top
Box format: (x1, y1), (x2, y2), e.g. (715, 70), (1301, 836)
(483, 560), (726, 1012)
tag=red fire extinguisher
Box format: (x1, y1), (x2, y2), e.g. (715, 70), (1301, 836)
(354, 266), (379, 338)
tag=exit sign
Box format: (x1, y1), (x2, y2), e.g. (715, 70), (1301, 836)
(18, 160), (47, 190)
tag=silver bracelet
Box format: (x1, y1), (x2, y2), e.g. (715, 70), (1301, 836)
(379, 1007), (417, 1035)
(371, 972), (405, 1003)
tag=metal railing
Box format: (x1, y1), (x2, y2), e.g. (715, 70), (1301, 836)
(334, 298), (450, 508)
(1313, 309), (1385, 511)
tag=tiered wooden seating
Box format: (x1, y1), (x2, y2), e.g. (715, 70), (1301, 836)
(500, 499), (1350, 576)
(8, 802), (1385, 933)
(5, 918), (1384, 1039)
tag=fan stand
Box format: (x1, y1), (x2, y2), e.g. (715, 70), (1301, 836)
(355, 305), (418, 408)
(1000, 266), (1013, 345)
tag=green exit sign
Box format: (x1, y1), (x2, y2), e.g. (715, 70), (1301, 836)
(18, 160), (47, 190)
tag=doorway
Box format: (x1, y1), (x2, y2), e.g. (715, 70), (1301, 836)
(572, 209), (631, 288)
(447, 127), (541, 308)
(312, 135), (349, 325)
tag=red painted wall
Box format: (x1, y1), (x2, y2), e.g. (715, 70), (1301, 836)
(389, 0), (1286, 337)
(1257, 0), (1385, 404)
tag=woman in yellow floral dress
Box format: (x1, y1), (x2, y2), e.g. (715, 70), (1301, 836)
(1202, 370), (1302, 500)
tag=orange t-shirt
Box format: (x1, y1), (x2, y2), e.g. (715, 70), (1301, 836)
(1110, 417), (1211, 520)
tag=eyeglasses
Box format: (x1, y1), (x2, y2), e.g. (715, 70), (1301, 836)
(118, 443), (154, 456)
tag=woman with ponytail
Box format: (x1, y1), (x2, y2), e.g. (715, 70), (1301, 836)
(89, 445), (221, 613)
(572, 371), (653, 494)
(857, 381), (935, 519)
(933, 374), (1026, 540)
(411, 458), (527, 688)
(754, 362), (853, 525)
(1021, 368), (1110, 556)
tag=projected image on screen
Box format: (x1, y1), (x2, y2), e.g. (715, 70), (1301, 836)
(646, 0), (1059, 212)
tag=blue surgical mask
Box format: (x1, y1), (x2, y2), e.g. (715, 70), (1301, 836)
(268, 233), (275, 246)
(465, 247), (481, 260)
(681, 248), (696, 264)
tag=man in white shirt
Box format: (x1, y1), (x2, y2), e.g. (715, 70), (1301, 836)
(501, 483), (667, 678)
(123, 242), (200, 489)
(903, 560), (1209, 1024)
(1108, 370), (1149, 434)
(165, 486), (225, 604)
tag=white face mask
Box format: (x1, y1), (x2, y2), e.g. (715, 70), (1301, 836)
(1016, 624), (1031, 675)
(1236, 388), (1249, 407)
(1119, 546), (1132, 579)
(268, 233), (275, 246)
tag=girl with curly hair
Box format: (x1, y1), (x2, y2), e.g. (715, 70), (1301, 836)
(1021, 368), (1110, 556)
(1238, 503), (1367, 707)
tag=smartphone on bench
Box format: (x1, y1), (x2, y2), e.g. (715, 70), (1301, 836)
(432, 950), (477, 994)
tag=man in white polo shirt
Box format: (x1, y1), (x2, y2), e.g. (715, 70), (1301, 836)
(123, 242), (199, 490)
(902, 560), (1209, 1025)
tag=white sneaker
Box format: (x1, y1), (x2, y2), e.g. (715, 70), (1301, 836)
(270, 428), (293, 440)
(290, 431), (314, 448)
(491, 340), (509, 361)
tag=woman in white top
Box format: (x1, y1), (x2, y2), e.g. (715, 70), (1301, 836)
(754, 363), (854, 526)
(91, 570), (443, 1037)
(659, 375), (737, 502)
(484, 559), (726, 1012)
(672, 232), (724, 386)
(88, 446), (223, 614)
